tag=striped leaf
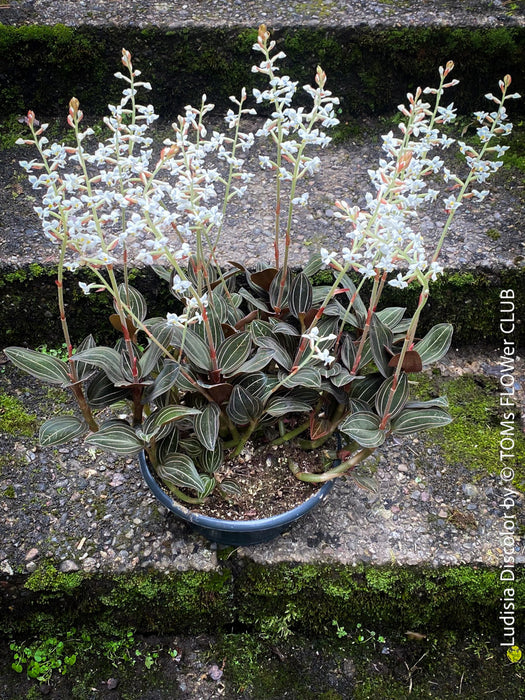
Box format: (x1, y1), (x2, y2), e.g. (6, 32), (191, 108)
(349, 373), (383, 404)
(405, 396), (449, 410)
(340, 333), (356, 371)
(339, 273), (367, 319)
(391, 407), (453, 435)
(330, 366), (354, 388)
(116, 283), (148, 322)
(269, 268), (290, 310)
(86, 371), (131, 409)
(375, 373), (409, 419)
(85, 423), (144, 454)
(148, 405), (201, 431)
(217, 331), (251, 377)
(227, 385), (262, 425)
(280, 367), (322, 389)
(180, 328), (213, 371)
(39, 416), (86, 447)
(255, 336), (292, 370)
(265, 396), (312, 418)
(339, 411), (386, 448)
(249, 319), (273, 341)
(376, 307), (406, 329)
(289, 273), (313, 318)
(198, 475), (217, 499)
(194, 403), (220, 451)
(144, 360), (180, 403)
(199, 441), (224, 474)
(369, 313), (394, 378)
(219, 479), (242, 497)
(139, 324), (174, 378)
(414, 323), (453, 365)
(72, 346), (126, 384)
(74, 335), (97, 380)
(156, 426), (180, 463)
(4, 346), (71, 386)
(236, 372), (268, 399)
(237, 348), (273, 373)
(158, 454), (204, 494)
(302, 253), (323, 277)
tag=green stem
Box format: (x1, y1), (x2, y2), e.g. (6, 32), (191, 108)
(294, 447), (375, 482)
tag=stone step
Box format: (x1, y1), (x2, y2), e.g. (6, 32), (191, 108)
(1, 118), (524, 348)
(1, 1), (525, 121)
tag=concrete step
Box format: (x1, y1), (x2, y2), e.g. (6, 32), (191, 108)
(1, 2), (525, 121)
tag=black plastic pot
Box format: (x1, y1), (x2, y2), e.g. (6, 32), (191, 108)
(139, 450), (336, 546)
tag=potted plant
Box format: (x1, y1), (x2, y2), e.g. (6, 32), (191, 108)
(4, 26), (519, 545)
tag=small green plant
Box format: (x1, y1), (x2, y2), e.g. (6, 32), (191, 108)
(258, 603), (300, 640)
(36, 342), (71, 362)
(10, 633), (77, 683)
(332, 619), (348, 638)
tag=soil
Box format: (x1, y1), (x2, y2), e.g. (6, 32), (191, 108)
(156, 438), (337, 521)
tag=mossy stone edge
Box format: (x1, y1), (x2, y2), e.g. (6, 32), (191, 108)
(1, 562), (523, 640)
(1, 25), (525, 121)
(1, 264), (523, 348)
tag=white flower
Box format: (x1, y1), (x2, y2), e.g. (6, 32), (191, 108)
(314, 347), (335, 366)
(320, 248), (337, 267)
(166, 312), (187, 327)
(172, 275), (192, 294)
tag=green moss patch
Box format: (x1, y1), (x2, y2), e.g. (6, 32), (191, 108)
(413, 373), (525, 492)
(1, 25), (524, 122)
(0, 391), (37, 436)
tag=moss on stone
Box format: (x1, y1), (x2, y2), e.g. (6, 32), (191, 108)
(235, 563), (524, 636)
(412, 373), (525, 492)
(0, 25), (524, 122)
(0, 392), (37, 435)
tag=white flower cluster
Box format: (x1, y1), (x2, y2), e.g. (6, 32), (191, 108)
(328, 68), (519, 289)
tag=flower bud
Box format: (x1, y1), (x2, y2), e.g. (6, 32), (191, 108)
(258, 24), (270, 46)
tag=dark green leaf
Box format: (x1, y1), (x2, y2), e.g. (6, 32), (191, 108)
(375, 373), (409, 419)
(143, 360), (180, 403)
(4, 347), (71, 386)
(269, 268), (290, 311)
(39, 416), (86, 447)
(217, 331), (251, 377)
(289, 273), (313, 318)
(280, 367), (322, 389)
(74, 335), (97, 380)
(265, 396), (312, 417)
(237, 348), (273, 373)
(139, 324), (174, 377)
(414, 324), (453, 365)
(198, 475), (217, 499)
(73, 346), (126, 384)
(86, 371), (131, 409)
(376, 307), (406, 329)
(227, 385), (262, 425)
(391, 408), (453, 435)
(255, 336), (292, 370)
(369, 313), (394, 377)
(180, 328), (213, 371)
(339, 411), (386, 448)
(199, 441), (224, 474)
(116, 283), (147, 322)
(194, 403), (220, 451)
(85, 423), (144, 454)
(148, 405), (201, 431)
(158, 454), (204, 494)
(236, 372), (268, 399)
